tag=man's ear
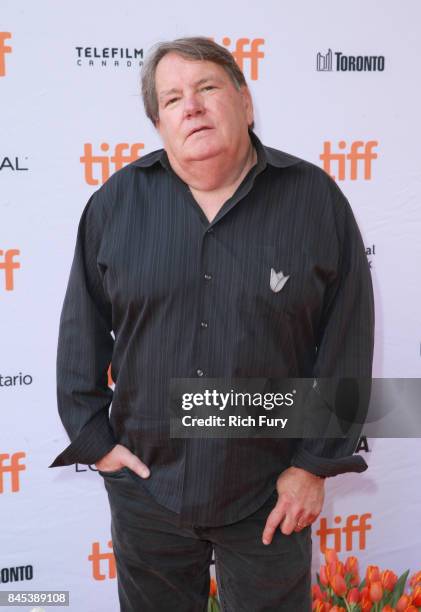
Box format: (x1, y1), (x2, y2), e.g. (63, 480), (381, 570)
(240, 85), (254, 128)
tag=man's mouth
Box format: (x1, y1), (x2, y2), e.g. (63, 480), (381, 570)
(187, 126), (212, 138)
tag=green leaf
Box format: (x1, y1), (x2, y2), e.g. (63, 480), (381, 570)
(331, 593), (343, 607)
(207, 597), (221, 612)
(316, 573), (328, 592)
(379, 588), (393, 607)
(344, 571), (353, 589)
(389, 569), (410, 608)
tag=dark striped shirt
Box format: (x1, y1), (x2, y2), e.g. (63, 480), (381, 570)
(49, 130), (374, 526)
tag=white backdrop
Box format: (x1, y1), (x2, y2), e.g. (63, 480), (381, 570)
(1, 1), (421, 610)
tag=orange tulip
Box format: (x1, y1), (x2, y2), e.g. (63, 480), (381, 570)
(345, 556), (359, 576)
(331, 574), (347, 597)
(327, 561), (345, 585)
(381, 569), (398, 592)
(209, 577), (218, 597)
(350, 572), (361, 587)
(360, 586), (369, 599)
(369, 581), (383, 602)
(403, 607), (418, 612)
(312, 599), (327, 612)
(396, 594), (412, 611)
(327, 562), (336, 584)
(411, 585), (421, 606)
(324, 548), (338, 564)
(366, 564), (381, 585)
(381, 606), (395, 612)
(409, 570), (421, 589)
(320, 565), (329, 587)
(327, 561), (336, 581)
(312, 584), (325, 601)
(329, 607), (346, 612)
(347, 587), (360, 603)
(360, 596), (372, 612)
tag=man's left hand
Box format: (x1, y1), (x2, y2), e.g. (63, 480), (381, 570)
(261, 466), (325, 545)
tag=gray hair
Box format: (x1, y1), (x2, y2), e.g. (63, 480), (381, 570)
(141, 36), (253, 128)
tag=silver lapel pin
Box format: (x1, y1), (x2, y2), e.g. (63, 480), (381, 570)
(270, 268), (290, 293)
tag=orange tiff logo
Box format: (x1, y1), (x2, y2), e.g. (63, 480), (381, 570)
(88, 540), (116, 580)
(316, 513), (372, 553)
(0, 32), (12, 77)
(218, 37), (265, 80)
(80, 143), (144, 185)
(320, 140), (378, 181)
(0, 249), (20, 291)
(0, 452), (26, 493)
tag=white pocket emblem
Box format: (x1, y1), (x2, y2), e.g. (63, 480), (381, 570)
(270, 268), (290, 293)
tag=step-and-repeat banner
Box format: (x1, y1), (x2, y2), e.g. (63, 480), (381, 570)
(1, 1), (421, 610)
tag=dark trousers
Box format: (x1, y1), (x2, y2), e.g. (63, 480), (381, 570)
(100, 467), (312, 612)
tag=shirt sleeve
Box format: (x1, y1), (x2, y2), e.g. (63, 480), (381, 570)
(290, 175), (375, 478)
(49, 190), (117, 468)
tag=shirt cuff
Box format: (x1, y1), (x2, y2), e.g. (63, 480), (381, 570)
(290, 446), (368, 478)
(49, 409), (117, 468)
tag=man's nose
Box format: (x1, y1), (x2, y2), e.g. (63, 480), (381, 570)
(183, 92), (205, 118)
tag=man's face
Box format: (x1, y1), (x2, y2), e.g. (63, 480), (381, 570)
(154, 52), (253, 165)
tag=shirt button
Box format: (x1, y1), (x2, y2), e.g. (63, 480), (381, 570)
(196, 369), (204, 377)
(200, 321), (208, 329)
(204, 273), (212, 281)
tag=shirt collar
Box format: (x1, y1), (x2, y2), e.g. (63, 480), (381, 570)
(131, 129), (302, 171)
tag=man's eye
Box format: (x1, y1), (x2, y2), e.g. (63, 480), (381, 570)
(202, 85), (215, 91)
(166, 98), (179, 106)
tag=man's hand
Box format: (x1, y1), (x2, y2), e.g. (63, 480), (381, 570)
(261, 466), (325, 545)
(95, 444), (150, 479)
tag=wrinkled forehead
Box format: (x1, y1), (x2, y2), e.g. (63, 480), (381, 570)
(155, 53), (230, 94)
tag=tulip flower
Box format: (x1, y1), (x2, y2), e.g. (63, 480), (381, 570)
(360, 596), (372, 612)
(312, 584), (326, 601)
(409, 570), (421, 589)
(331, 574), (347, 597)
(369, 580), (383, 602)
(345, 556), (359, 576)
(396, 594), (412, 611)
(381, 569), (398, 592)
(411, 585), (421, 606)
(312, 599), (327, 612)
(347, 587), (360, 604)
(324, 548), (338, 564)
(320, 564), (329, 587)
(349, 572), (361, 587)
(329, 607), (346, 612)
(366, 564), (381, 585)
(327, 561), (337, 584)
(327, 561), (345, 586)
(381, 606), (395, 612)
(403, 607), (418, 612)
(360, 586), (369, 599)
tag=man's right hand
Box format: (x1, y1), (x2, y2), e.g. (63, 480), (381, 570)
(95, 444), (150, 478)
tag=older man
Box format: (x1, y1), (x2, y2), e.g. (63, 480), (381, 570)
(50, 37), (374, 611)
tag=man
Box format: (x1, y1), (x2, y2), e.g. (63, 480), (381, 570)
(50, 37), (374, 611)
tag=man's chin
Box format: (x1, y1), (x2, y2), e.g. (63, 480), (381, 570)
(183, 143), (225, 163)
